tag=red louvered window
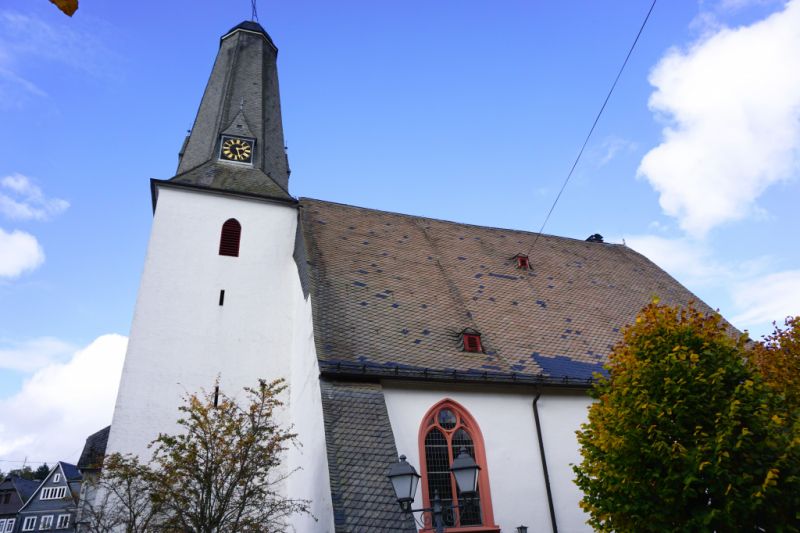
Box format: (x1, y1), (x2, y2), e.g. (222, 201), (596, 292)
(219, 219), (241, 257)
(515, 254), (530, 270)
(462, 331), (482, 353)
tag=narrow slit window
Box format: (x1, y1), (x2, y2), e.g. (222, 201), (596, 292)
(219, 219), (242, 257)
(219, 290), (225, 306)
(515, 254), (530, 270)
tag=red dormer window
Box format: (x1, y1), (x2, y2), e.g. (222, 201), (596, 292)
(515, 254), (530, 270)
(461, 329), (483, 353)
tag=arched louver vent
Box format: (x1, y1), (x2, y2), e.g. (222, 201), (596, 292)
(219, 219), (242, 257)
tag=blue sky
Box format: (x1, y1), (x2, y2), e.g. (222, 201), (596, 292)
(1, 0), (798, 465)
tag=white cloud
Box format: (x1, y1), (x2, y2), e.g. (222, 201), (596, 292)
(593, 137), (637, 167)
(0, 227), (44, 278)
(731, 270), (800, 328)
(0, 337), (76, 373)
(638, 0), (800, 237)
(0, 174), (69, 221)
(626, 234), (797, 335)
(0, 334), (127, 463)
(716, 0), (783, 12)
(624, 234), (728, 287)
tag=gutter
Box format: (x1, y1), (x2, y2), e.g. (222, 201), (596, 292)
(317, 360), (594, 391)
(533, 392), (558, 533)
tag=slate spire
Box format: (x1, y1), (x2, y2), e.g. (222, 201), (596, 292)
(171, 21), (291, 200)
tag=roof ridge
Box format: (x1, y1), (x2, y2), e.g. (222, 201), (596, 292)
(299, 197), (628, 248)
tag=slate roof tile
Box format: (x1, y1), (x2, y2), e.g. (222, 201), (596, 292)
(300, 198), (726, 382)
(78, 425), (110, 470)
(320, 381), (416, 533)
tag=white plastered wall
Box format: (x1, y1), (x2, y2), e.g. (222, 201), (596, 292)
(106, 185), (333, 530)
(382, 383), (593, 533)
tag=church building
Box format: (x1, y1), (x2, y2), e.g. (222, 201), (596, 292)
(102, 20), (720, 532)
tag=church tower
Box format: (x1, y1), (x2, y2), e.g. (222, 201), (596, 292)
(105, 22), (333, 529)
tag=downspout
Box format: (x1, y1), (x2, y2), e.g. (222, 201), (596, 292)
(533, 391), (559, 533)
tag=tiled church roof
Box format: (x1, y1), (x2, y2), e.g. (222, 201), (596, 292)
(300, 198), (720, 384)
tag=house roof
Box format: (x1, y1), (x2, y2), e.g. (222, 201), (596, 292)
(78, 426), (110, 470)
(59, 462), (81, 482)
(299, 198), (722, 384)
(14, 477), (40, 503)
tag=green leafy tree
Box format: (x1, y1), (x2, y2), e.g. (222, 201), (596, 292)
(34, 463), (50, 480)
(84, 378), (311, 533)
(574, 302), (800, 532)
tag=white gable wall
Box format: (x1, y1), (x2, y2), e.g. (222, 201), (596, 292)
(106, 185), (333, 529)
(382, 383), (592, 533)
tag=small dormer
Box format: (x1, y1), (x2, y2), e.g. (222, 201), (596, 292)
(513, 254), (530, 270)
(460, 328), (483, 353)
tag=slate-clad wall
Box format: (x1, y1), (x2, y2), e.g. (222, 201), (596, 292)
(16, 465), (78, 532)
(383, 383), (593, 533)
(320, 381), (416, 533)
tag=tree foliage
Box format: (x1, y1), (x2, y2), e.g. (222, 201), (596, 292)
(574, 302), (800, 532)
(81, 454), (163, 533)
(48, 0), (78, 17)
(85, 378), (311, 533)
(752, 316), (800, 411)
(34, 463), (50, 480)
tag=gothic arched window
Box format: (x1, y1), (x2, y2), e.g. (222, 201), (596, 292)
(219, 219), (241, 257)
(418, 399), (498, 531)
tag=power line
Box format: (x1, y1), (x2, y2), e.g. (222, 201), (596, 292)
(527, 0), (657, 256)
(0, 459), (58, 465)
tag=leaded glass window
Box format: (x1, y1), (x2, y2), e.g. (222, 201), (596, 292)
(421, 403), (485, 528)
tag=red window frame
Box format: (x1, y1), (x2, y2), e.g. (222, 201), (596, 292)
(418, 399), (499, 532)
(219, 218), (242, 257)
(515, 254), (530, 270)
(462, 333), (482, 353)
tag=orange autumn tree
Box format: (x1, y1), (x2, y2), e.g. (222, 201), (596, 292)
(573, 303), (800, 532)
(752, 316), (800, 411)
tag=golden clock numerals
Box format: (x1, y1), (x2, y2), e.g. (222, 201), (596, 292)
(222, 138), (252, 161)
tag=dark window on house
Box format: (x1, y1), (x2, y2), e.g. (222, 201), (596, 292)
(515, 254), (530, 270)
(462, 332), (482, 353)
(219, 219), (242, 257)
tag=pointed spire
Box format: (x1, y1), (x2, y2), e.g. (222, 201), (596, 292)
(171, 21), (291, 200)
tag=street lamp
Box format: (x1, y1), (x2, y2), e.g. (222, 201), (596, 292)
(386, 455), (420, 512)
(387, 448), (481, 533)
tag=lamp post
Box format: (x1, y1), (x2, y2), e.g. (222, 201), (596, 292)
(387, 448), (480, 533)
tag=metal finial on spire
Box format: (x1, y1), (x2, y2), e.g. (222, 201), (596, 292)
(250, 0), (259, 22)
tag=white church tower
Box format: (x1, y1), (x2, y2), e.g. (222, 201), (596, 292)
(105, 21), (334, 529)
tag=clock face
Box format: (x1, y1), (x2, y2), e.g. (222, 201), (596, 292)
(220, 136), (254, 163)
